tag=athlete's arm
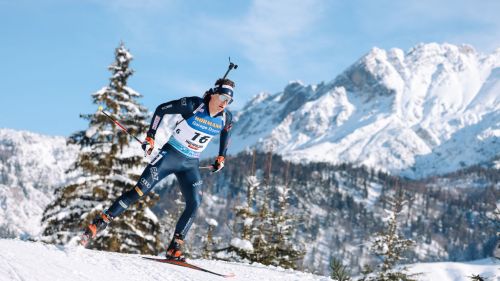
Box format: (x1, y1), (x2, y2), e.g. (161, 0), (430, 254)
(146, 97), (200, 139)
(218, 111), (233, 157)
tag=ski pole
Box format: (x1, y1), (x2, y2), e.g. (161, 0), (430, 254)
(99, 108), (143, 145)
(199, 166), (214, 170)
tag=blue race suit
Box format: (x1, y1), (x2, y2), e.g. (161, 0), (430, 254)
(106, 96), (232, 238)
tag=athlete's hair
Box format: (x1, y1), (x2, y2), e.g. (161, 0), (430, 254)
(214, 78), (235, 88)
(203, 78), (235, 104)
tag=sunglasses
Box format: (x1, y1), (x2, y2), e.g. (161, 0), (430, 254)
(218, 94), (233, 103)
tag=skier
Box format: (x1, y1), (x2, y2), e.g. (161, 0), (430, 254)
(82, 78), (235, 261)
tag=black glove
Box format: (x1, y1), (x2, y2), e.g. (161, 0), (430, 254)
(212, 156), (225, 173)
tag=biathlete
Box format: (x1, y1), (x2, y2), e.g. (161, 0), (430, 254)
(82, 77), (235, 261)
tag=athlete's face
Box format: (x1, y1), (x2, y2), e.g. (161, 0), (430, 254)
(209, 93), (232, 113)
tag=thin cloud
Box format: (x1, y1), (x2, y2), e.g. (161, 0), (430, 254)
(351, 0), (500, 53)
(201, 0), (328, 77)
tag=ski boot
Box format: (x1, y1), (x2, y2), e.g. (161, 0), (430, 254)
(80, 211), (112, 246)
(165, 233), (186, 262)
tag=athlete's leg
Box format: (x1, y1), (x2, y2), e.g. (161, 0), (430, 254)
(82, 148), (182, 244)
(173, 163), (203, 238)
(106, 149), (177, 218)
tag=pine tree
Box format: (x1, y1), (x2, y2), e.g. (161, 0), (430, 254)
(269, 162), (305, 269)
(215, 169), (260, 261)
(330, 257), (352, 281)
(492, 207), (500, 260)
(220, 152), (305, 269)
(366, 186), (419, 281)
(468, 274), (486, 281)
(41, 43), (161, 254)
(202, 217), (219, 259)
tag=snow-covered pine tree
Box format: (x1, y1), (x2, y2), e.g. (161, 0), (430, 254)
(364, 186), (419, 281)
(270, 166), (305, 269)
(234, 174), (260, 254)
(492, 207), (499, 260)
(213, 152), (260, 261)
(329, 257), (352, 281)
(202, 217), (219, 259)
(41, 43), (161, 254)
(221, 152), (304, 269)
(240, 149), (259, 242)
(247, 150), (275, 264)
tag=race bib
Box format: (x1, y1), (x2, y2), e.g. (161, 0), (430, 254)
(168, 106), (224, 158)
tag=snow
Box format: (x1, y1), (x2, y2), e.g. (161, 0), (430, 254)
(2, 239), (493, 281)
(408, 259), (499, 281)
(205, 218), (218, 227)
(244, 218), (253, 226)
(85, 124), (99, 138)
(494, 159), (500, 170)
(0, 239), (329, 281)
(230, 238), (254, 252)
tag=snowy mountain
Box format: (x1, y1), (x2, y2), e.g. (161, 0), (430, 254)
(0, 129), (78, 238)
(0, 239), (498, 281)
(212, 43), (500, 179)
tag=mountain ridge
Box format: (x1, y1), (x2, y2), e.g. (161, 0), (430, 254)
(0, 128), (79, 237)
(213, 42), (500, 178)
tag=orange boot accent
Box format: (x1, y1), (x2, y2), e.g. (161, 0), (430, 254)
(88, 224), (97, 238)
(101, 212), (111, 223)
(166, 236), (185, 261)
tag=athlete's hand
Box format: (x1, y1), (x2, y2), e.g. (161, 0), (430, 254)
(142, 136), (155, 155)
(211, 156), (225, 173)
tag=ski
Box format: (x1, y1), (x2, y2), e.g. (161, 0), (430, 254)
(142, 256), (235, 278)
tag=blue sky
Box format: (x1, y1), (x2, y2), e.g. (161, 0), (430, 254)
(1, 0), (499, 136)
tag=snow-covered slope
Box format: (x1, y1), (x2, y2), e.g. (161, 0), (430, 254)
(208, 43), (500, 178)
(0, 239), (329, 281)
(407, 259), (499, 281)
(0, 239), (498, 281)
(0, 129), (78, 238)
